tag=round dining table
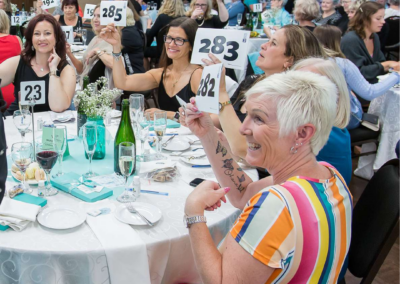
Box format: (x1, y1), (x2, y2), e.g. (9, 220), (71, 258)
(0, 111), (258, 284)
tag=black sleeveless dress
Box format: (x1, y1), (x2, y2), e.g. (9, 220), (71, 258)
(157, 68), (201, 112)
(59, 15), (83, 43)
(6, 58), (68, 115)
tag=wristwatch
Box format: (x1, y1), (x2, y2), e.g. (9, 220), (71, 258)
(49, 70), (59, 77)
(219, 100), (232, 111)
(183, 214), (207, 228)
(173, 111), (180, 122)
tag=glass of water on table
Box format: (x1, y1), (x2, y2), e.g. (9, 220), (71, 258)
(154, 111), (167, 159)
(117, 142), (136, 203)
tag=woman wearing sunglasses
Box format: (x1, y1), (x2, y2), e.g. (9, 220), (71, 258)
(99, 17), (202, 120)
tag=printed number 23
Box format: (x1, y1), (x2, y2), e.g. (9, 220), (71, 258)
(25, 85), (42, 101)
(197, 74), (215, 97)
(102, 6), (123, 21)
(199, 36), (239, 61)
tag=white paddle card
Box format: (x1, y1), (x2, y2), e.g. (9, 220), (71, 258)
(191, 29), (250, 70)
(253, 3), (263, 12)
(20, 81), (46, 105)
(61, 26), (74, 44)
(41, 0), (59, 10)
(100, 1), (127, 27)
(84, 4), (96, 19)
(195, 64), (223, 114)
(11, 16), (21, 26)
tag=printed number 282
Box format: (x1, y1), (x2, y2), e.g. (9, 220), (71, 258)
(197, 74), (215, 97)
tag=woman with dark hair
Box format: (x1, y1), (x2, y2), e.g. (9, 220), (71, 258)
(0, 14), (76, 115)
(38, 0), (83, 42)
(99, 17), (203, 120)
(341, 1), (399, 83)
(186, 0), (228, 29)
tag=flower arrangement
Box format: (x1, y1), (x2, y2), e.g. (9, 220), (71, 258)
(74, 77), (121, 118)
(11, 4), (18, 15)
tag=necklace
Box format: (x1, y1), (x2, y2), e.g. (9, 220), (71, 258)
(35, 58), (45, 72)
(171, 64), (191, 88)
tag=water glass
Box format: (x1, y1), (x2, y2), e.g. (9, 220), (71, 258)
(129, 94), (144, 133)
(11, 142), (33, 194)
(154, 111), (167, 158)
(237, 13), (242, 26)
(52, 125), (67, 177)
(36, 145), (59, 196)
(13, 110), (31, 142)
(117, 142), (136, 203)
(81, 29), (87, 45)
(152, 3), (157, 10)
(82, 125), (97, 179)
(253, 16), (258, 29)
(139, 113), (151, 160)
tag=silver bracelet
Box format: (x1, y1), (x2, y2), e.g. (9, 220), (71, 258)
(112, 51), (122, 61)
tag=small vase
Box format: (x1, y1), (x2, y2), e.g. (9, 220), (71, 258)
(77, 111), (87, 136)
(85, 116), (106, 160)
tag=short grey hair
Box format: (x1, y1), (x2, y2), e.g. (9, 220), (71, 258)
(245, 71), (338, 156)
(389, 0), (399, 5)
(292, 57), (351, 129)
(293, 0), (321, 21)
(126, 7), (136, 26)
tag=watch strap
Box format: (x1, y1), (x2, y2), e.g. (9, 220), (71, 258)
(185, 215), (207, 228)
(49, 70), (59, 77)
(173, 111), (180, 122)
(220, 100), (232, 111)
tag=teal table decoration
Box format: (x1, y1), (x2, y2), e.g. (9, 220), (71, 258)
(85, 116), (106, 160)
(143, 119), (180, 131)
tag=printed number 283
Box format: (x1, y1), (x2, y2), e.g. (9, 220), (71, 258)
(199, 36), (239, 61)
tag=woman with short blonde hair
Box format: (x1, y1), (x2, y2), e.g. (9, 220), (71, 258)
(0, 0), (10, 12)
(0, 8), (9, 34)
(159, 0), (186, 17)
(293, 0), (320, 31)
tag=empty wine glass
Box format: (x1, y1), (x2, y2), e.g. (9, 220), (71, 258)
(81, 29), (87, 45)
(36, 145), (59, 196)
(11, 142), (33, 194)
(154, 111), (167, 159)
(52, 126), (67, 177)
(139, 113), (151, 161)
(117, 142), (136, 203)
(237, 13), (242, 26)
(82, 124), (97, 179)
(13, 110), (31, 142)
(129, 94), (144, 133)
(252, 16), (258, 30)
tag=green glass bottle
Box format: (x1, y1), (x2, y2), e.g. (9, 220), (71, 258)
(249, 12), (254, 31)
(114, 99), (136, 175)
(258, 12), (262, 29)
(77, 76), (89, 136)
(21, 3), (25, 11)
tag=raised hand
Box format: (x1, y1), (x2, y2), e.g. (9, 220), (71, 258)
(201, 53), (226, 93)
(99, 23), (121, 48)
(185, 97), (214, 139)
(48, 47), (61, 71)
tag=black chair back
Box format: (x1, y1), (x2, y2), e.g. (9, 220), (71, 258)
(347, 159), (399, 283)
(88, 60), (106, 84)
(385, 16), (399, 47)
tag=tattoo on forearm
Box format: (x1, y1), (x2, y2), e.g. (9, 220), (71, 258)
(238, 174), (245, 183)
(216, 141), (228, 157)
(237, 168), (243, 171)
(222, 159), (234, 171)
(224, 169), (247, 193)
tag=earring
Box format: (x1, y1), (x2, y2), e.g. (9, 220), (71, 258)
(289, 142), (302, 154)
(31, 46), (35, 51)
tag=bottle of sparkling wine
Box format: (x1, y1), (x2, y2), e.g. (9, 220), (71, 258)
(114, 99), (136, 175)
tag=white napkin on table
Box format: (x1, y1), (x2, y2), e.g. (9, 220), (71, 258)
(0, 197), (41, 231)
(82, 200), (151, 284)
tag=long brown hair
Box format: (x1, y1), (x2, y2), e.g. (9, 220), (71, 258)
(22, 14), (67, 70)
(159, 17), (198, 73)
(348, 1), (384, 39)
(313, 25), (346, 58)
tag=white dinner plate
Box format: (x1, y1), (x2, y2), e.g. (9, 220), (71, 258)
(11, 170), (46, 185)
(162, 139), (190, 151)
(114, 202), (162, 225)
(37, 207), (87, 230)
(109, 110), (121, 118)
(180, 155), (211, 166)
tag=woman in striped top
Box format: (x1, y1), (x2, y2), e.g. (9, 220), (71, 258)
(183, 71), (353, 283)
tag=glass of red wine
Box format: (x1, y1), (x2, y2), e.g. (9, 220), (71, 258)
(36, 146), (59, 196)
(11, 142), (33, 193)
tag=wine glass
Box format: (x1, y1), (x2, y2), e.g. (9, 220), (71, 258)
(237, 13), (242, 26)
(81, 29), (87, 45)
(36, 145), (59, 196)
(117, 142), (136, 203)
(154, 111), (167, 159)
(152, 3), (157, 10)
(129, 94), (144, 133)
(82, 124), (97, 179)
(11, 142), (33, 194)
(52, 126), (67, 177)
(139, 113), (151, 161)
(13, 110), (31, 142)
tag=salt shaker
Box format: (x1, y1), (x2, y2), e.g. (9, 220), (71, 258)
(37, 116), (43, 130)
(132, 176), (141, 199)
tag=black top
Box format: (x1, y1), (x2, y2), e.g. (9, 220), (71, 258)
(0, 85), (6, 204)
(135, 19), (144, 32)
(197, 15), (228, 29)
(331, 6), (349, 35)
(303, 25), (316, 32)
(341, 30), (386, 84)
(6, 11), (17, 36)
(131, 0), (142, 14)
(146, 14), (175, 47)
(59, 15), (83, 42)
(6, 58), (68, 115)
(122, 26), (145, 75)
(158, 68), (201, 112)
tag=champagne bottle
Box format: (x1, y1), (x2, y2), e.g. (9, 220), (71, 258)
(249, 12), (254, 31)
(258, 12), (262, 29)
(114, 99), (136, 175)
(22, 3), (25, 11)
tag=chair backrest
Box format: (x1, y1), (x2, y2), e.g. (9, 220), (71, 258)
(348, 159), (399, 281)
(86, 29), (96, 45)
(88, 60), (106, 84)
(385, 16), (399, 47)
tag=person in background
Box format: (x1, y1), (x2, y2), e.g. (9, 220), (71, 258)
(66, 5), (114, 87)
(0, 88), (6, 204)
(292, 0), (320, 31)
(0, 14), (76, 115)
(385, 0), (400, 18)
(186, 0), (228, 28)
(0, 10), (22, 108)
(347, 0), (364, 19)
(130, 0), (145, 16)
(0, 0), (15, 35)
(314, 24), (400, 129)
(316, 0), (342, 25)
(183, 71), (352, 284)
(121, 8), (145, 75)
(261, 0), (292, 38)
(52, 0), (83, 17)
(342, 0), (353, 14)
(341, 1), (399, 84)
(376, 0), (388, 8)
(212, 0), (224, 14)
(226, 0), (245, 26)
(100, 18), (203, 120)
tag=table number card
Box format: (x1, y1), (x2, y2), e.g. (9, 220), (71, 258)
(41, 0), (59, 10)
(100, 1), (127, 27)
(84, 4), (96, 19)
(11, 16), (21, 26)
(191, 29), (250, 70)
(20, 81), (46, 105)
(195, 64), (223, 114)
(253, 3), (263, 12)
(61, 26), (74, 44)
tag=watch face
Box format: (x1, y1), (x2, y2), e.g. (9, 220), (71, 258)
(219, 103), (222, 110)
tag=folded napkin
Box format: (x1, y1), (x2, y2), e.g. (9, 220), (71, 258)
(82, 200), (151, 284)
(0, 197), (41, 231)
(48, 110), (75, 123)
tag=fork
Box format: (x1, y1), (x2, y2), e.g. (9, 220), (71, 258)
(162, 135), (176, 147)
(187, 154), (207, 161)
(126, 203), (154, 226)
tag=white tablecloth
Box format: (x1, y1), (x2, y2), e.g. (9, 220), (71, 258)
(354, 87), (400, 179)
(0, 111), (258, 284)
